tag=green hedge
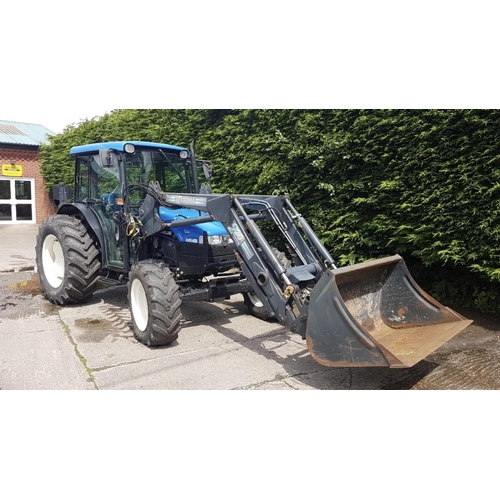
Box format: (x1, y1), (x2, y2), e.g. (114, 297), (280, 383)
(39, 109), (500, 313)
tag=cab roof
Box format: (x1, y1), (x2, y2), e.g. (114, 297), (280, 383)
(70, 141), (188, 156)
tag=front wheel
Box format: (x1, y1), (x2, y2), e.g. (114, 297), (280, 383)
(243, 291), (273, 321)
(128, 261), (182, 346)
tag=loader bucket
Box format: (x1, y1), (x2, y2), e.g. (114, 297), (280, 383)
(306, 255), (472, 368)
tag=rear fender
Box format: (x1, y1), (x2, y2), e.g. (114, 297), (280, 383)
(57, 203), (106, 263)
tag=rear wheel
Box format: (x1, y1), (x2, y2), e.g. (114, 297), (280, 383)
(35, 215), (101, 304)
(128, 261), (182, 346)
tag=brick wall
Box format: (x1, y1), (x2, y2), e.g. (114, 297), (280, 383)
(0, 147), (55, 223)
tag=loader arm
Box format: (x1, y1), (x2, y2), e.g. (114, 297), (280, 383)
(150, 191), (472, 368)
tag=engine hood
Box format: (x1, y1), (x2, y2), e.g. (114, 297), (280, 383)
(158, 206), (229, 243)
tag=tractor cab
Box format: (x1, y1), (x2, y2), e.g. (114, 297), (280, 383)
(66, 141), (232, 275)
(71, 140), (195, 204)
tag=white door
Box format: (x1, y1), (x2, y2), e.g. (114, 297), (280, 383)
(0, 177), (36, 224)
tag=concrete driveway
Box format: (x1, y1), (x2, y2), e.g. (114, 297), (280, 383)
(0, 270), (384, 389)
(4, 267), (488, 390)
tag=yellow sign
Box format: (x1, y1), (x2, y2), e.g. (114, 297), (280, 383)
(2, 164), (23, 177)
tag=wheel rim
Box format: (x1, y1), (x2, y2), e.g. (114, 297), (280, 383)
(248, 292), (264, 308)
(130, 278), (149, 332)
(42, 234), (65, 288)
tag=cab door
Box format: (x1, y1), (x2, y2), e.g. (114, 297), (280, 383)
(75, 155), (126, 270)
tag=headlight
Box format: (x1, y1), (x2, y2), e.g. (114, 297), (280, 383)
(207, 235), (222, 245)
(124, 143), (135, 154)
(199, 235), (233, 245)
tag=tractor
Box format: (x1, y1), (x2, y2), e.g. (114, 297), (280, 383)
(36, 140), (471, 368)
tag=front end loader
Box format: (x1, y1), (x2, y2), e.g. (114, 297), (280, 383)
(160, 191), (471, 368)
(35, 141), (471, 368)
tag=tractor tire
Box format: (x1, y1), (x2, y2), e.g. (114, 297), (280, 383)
(243, 248), (291, 321)
(35, 215), (101, 305)
(243, 291), (273, 321)
(128, 260), (182, 346)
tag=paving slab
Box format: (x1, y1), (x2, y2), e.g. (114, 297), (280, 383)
(0, 292), (94, 390)
(0, 224), (38, 272)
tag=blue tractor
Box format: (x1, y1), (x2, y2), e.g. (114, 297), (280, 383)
(36, 140), (472, 368)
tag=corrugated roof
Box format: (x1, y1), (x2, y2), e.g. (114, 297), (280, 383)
(0, 119), (55, 146)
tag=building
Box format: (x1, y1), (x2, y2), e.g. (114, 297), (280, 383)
(0, 119), (55, 224)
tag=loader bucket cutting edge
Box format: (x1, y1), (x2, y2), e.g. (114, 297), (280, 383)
(306, 255), (472, 368)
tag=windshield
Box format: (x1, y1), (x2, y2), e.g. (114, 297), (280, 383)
(124, 149), (192, 203)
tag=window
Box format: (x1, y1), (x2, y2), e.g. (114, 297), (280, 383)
(0, 204), (12, 221)
(0, 178), (35, 223)
(16, 204), (32, 221)
(75, 157), (90, 202)
(75, 155), (120, 202)
(15, 180), (32, 200)
(0, 179), (11, 199)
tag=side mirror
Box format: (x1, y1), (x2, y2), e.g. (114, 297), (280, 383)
(201, 161), (213, 180)
(99, 148), (112, 167)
